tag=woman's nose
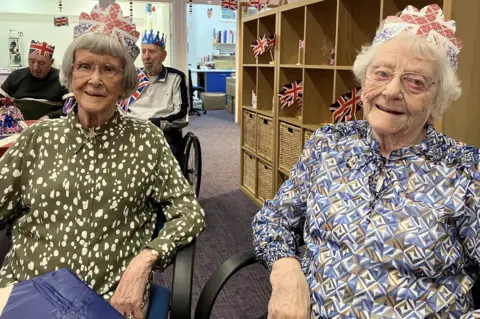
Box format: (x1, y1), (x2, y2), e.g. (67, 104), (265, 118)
(382, 76), (404, 100)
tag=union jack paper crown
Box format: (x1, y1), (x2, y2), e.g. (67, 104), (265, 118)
(142, 30), (166, 47)
(29, 41), (55, 59)
(73, 3), (141, 60)
(373, 4), (463, 71)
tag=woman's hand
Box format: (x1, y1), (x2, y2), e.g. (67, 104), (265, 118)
(110, 249), (157, 319)
(268, 258), (310, 319)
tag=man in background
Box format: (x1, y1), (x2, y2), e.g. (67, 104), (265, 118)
(119, 30), (189, 161)
(0, 40), (68, 120)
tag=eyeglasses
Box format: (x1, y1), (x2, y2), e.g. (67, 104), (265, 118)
(72, 61), (124, 79)
(366, 65), (436, 94)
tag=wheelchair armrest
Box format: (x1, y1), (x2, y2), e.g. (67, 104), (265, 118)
(194, 249), (260, 319)
(170, 238), (196, 319)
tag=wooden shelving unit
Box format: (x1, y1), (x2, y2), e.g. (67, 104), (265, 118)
(239, 0), (480, 206)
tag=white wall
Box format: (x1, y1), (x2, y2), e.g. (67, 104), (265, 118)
(0, 0), (171, 70)
(186, 4), (236, 69)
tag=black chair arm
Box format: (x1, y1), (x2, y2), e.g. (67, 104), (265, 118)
(194, 249), (259, 319)
(170, 238), (197, 319)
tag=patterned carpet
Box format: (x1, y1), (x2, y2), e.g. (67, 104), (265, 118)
(155, 110), (271, 318)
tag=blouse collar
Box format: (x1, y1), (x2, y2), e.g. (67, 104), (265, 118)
(67, 104), (121, 140)
(364, 122), (443, 161)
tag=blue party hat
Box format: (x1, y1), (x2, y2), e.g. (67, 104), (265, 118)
(142, 30), (166, 47)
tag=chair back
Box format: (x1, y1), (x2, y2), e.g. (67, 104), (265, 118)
(152, 208), (166, 239)
(188, 69), (194, 112)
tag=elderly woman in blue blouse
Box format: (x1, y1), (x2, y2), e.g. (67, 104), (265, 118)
(252, 5), (480, 319)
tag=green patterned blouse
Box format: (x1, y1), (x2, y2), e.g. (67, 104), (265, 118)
(0, 109), (205, 298)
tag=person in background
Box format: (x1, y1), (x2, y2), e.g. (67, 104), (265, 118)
(0, 40), (68, 120)
(119, 30), (189, 161)
(0, 4), (204, 318)
(253, 4), (480, 319)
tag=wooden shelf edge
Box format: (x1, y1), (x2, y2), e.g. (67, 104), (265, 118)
(335, 66), (354, 71)
(256, 153), (273, 165)
(279, 64), (304, 69)
(279, 0), (325, 12)
(243, 64), (258, 67)
(303, 123), (331, 131)
(242, 106), (257, 113)
(242, 7), (279, 22)
(241, 186), (263, 207)
(257, 63), (275, 67)
(278, 167), (290, 176)
(256, 109), (274, 117)
(279, 116), (302, 126)
(242, 145), (257, 156)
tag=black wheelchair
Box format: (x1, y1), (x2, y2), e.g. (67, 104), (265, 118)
(179, 131), (202, 197)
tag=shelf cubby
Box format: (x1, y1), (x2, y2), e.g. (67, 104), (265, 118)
(258, 14), (277, 65)
(279, 7), (305, 65)
(337, 0), (381, 66)
(335, 70), (362, 120)
(243, 20), (258, 65)
(382, 0), (444, 18)
(276, 171), (289, 191)
(302, 69), (334, 126)
(278, 67), (303, 120)
(257, 67), (276, 113)
(242, 67), (257, 107)
(241, 150), (257, 196)
(304, 0), (337, 66)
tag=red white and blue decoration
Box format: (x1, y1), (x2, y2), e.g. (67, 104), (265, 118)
(221, 0), (238, 11)
(251, 34), (275, 59)
(329, 87), (362, 123)
(53, 16), (69, 27)
(278, 80), (303, 110)
(373, 4), (463, 70)
(29, 41), (55, 59)
(142, 30), (166, 47)
(118, 69), (151, 112)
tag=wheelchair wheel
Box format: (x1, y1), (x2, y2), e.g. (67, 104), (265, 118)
(181, 133), (202, 198)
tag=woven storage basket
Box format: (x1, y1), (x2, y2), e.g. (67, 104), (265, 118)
(243, 111), (256, 151)
(257, 115), (273, 161)
(304, 130), (314, 144)
(243, 152), (256, 194)
(257, 161), (274, 201)
(279, 122), (301, 172)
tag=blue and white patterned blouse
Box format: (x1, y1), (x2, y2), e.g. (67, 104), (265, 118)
(253, 121), (480, 319)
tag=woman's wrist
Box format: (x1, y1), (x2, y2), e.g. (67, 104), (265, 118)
(271, 257), (301, 273)
(137, 248), (158, 266)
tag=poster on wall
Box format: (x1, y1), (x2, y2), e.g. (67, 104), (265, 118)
(219, 8), (236, 22)
(8, 31), (23, 68)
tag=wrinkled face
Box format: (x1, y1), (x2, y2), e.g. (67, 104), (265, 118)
(141, 44), (167, 75)
(71, 49), (124, 115)
(361, 36), (439, 139)
(28, 54), (54, 79)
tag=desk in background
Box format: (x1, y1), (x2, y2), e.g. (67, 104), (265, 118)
(190, 69), (235, 94)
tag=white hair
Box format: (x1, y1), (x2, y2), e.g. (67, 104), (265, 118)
(353, 31), (461, 120)
(60, 32), (138, 100)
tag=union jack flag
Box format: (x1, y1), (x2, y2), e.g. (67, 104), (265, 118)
(329, 87), (362, 123)
(118, 69), (150, 112)
(29, 41), (55, 59)
(54, 16), (69, 27)
(278, 80), (303, 110)
(251, 35), (269, 58)
(221, 0), (238, 11)
(266, 34), (276, 52)
(299, 40), (305, 49)
(250, 0), (269, 11)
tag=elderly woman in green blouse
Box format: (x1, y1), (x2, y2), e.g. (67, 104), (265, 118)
(0, 4), (205, 318)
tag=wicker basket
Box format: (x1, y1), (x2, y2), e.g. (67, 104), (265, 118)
(243, 152), (256, 194)
(243, 111), (256, 151)
(257, 161), (274, 201)
(279, 122), (301, 172)
(304, 130), (314, 144)
(257, 115), (273, 161)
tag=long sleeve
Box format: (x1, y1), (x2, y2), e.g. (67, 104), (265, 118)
(150, 71), (189, 131)
(0, 130), (32, 230)
(0, 75), (14, 97)
(146, 132), (205, 270)
(457, 165), (480, 318)
(252, 132), (320, 271)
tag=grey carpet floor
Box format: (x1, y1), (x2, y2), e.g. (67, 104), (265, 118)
(155, 110), (271, 318)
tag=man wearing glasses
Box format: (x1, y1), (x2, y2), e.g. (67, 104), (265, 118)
(0, 40), (68, 120)
(119, 30), (189, 161)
